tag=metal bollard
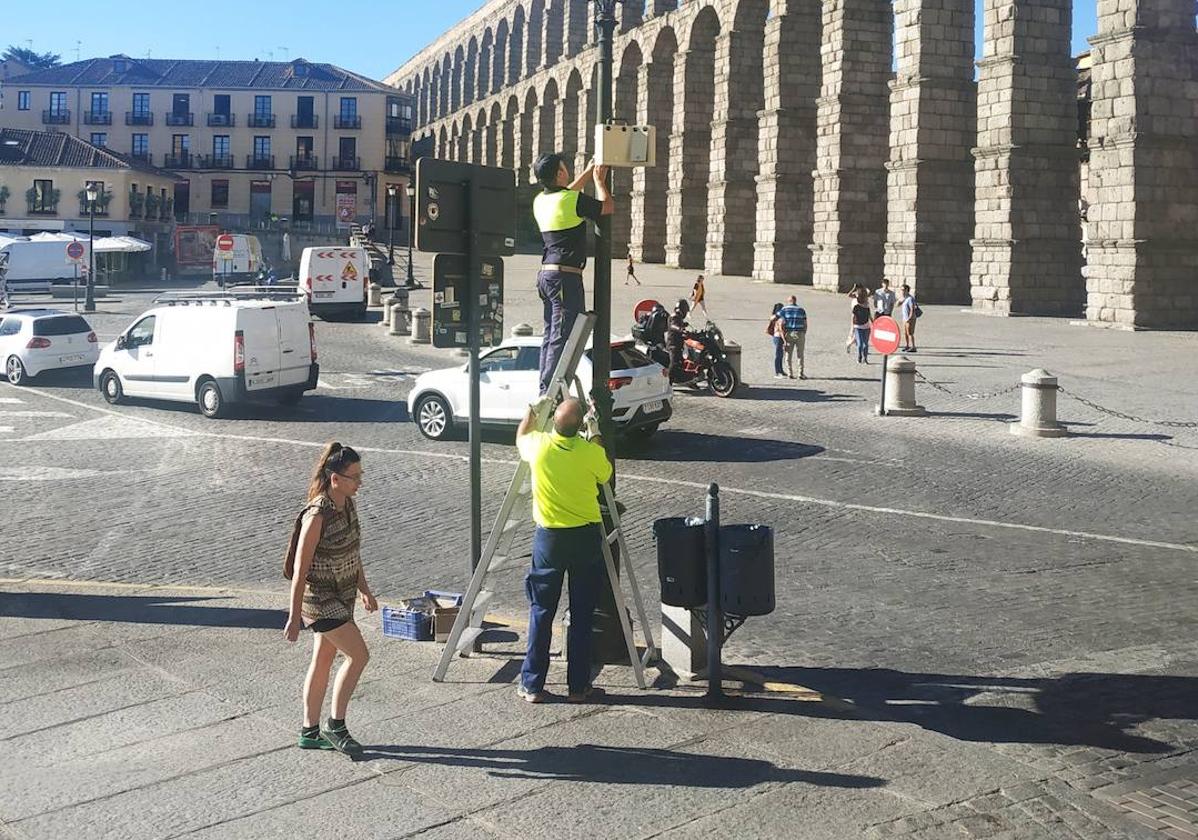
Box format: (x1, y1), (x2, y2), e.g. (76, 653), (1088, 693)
(1010, 369), (1067, 438)
(368, 283), (382, 307)
(410, 307), (431, 344)
(879, 356), (927, 416)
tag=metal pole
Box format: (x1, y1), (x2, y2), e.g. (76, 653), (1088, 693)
(406, 189), (416, 287)
(83, 198), (96, 313)
(466, 177), (482, 576)
(878, 354), (889, 417)
(704, 483), (723, 705)
(387, 192), (396, 266)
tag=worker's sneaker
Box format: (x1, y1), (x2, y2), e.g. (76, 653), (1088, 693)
(297, 727), (333, 750)
(567, 686), (604, 704)
(320, 719), (363, 755)
(517, 685), (548, 704)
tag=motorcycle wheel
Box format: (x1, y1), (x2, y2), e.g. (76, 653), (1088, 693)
(707, 361), (738, 397)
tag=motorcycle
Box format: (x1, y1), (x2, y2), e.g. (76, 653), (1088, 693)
(633, 307), (738, 398)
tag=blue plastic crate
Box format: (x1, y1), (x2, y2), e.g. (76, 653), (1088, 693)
(381, 605), (432, 641)
(424, 590), (463, 607)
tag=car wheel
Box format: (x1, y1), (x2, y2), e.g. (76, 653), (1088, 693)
(415, 394), (453, 440)
(707, 362), (738, 398)
(5, 355), (28, 386)
(100, 369), (124, 404)
(197, 378), (226, 419)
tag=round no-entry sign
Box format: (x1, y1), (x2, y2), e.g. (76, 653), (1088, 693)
(216, 234), (235, 252)
(66, 241), (86, 261)
(870, 315), (902, 355)
(633, 298), (662, 322)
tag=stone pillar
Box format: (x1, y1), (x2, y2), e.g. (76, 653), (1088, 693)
(499, 118), (516, 171)
(631, 61), (671, 263)
(754, 0), (820, 283)
(462, 51), (476, 108)
(884, 0), (975, 303)
(666, 50), (712, 269)
(543, 1), (564, 68)
(565, 0), (588, 58)
(484, 122), (498, 167)
(811, 0), (892, 293)
(705, 30), (762, 277)
(518, 106), (536, 185)
(470, 128), (483, 164)
(529, 104), (546, 169)
(478, 43), (492, 100)
(970, 0), (1083, 316)
(1085, 0), (1198, 329)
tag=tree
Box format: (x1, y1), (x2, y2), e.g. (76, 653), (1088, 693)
(3, 46), (61, 70)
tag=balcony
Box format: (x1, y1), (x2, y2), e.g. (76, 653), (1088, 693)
(42, 109), (71, 125)
(289, 155), (319, 171)
(332, 156), (360, 171)
(207, 112), (235, 127)
(197, 155), (234, 169)
(84, 110), (112, 125)
(126, 111), (154, 126)
(163, 153), (193, 169)
(246, 154), (275, 170)
(27, 203), (58, 216)
(247, 113), (276, 128)
(334, 114), (361, 130)
(165, 112), (194, 126)
(385, 156), (410, 173)
(130, 152), (153, 165)
(290, 114), (318, 129)
(78, 203), (110, 217)
(386, 116), (412, 135)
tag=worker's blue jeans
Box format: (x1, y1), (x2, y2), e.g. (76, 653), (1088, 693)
(537, 269), (585, 394)
(521, 523), (603, 695)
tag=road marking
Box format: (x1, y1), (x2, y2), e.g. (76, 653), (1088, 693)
(11, 383), (1197, 556)
(0, 466), (104, 481)
(0, 410), (73, 418)
(0, 427), (12, 434)
(0, 397), (24, 404)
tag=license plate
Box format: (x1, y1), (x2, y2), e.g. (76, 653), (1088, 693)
(642, 400), (663, 414)
(314, 291), (334, 298)
(59, 354), (85, 364)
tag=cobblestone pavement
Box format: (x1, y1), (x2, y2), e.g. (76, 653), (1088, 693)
(1, 257), (1196, 838)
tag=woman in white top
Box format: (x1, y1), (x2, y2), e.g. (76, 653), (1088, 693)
(898, 284), (918, 352)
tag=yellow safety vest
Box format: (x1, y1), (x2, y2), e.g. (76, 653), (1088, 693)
(533, 189), (585, 233)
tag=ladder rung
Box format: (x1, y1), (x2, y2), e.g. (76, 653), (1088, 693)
(501, 519), (521, 536)
(606, 529), (620, 544)
(456, 626), (484, 653)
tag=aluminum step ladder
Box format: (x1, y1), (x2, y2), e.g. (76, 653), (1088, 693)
(433, 312), (657, 687)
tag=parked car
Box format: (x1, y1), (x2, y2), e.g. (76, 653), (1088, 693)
(407, 336), (673, 441)
(298, 246), (370, 321)
(0, 309), (99, 385)
(94, 293), (318, 418)
(213, 234), (265, 288)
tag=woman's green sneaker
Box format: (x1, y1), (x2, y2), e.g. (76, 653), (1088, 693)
(297, 729), (333, 750)
(320, 721), (363, 755)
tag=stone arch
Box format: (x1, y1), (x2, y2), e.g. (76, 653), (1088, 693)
(563, 69), (584, 171)
(428, 65), (441, 123)
(461, 113), (474, 162)
(519, 87), (538, 184)
(503, 95), (519, 171)
(487, 102), (503, 166)
(479, 29), (494, 100)
(565, 0), (588, 58)
(632, 26), (677, 263)
(667, 5), (720, 269)
(539, 77), (560, 159)
(510, 5), (527, 85)
(545, 0), (565, 67)
(464, 37), (479, 108)
(440, 54), (452, 117)
(621, 0), (644, 32)
(449, 118), (462, 161)
(451, 46), (464, 113)
(612, 40), (644, 256)
(527, 0), (545, 75)
(494, 19), (510, 94)
(420, 67), (431, 126)
(438, 125), (448, 159)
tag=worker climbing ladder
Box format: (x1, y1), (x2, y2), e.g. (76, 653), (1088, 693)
(433, 312), (657, 687)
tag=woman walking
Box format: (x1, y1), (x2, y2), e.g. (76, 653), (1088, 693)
(766, 303), (784, 379)
(851, 290), (872, 364)
(690, 274), (708, 320)
(845, 283), (865, 353)
(284, 442), (376, 756)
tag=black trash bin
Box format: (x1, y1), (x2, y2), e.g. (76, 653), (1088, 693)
(719, 524), (775, 616)
(653, 517), (706, 608)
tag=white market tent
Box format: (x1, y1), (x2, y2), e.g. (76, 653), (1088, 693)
(28, 231), (152, 253)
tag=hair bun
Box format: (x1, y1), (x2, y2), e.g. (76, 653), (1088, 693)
(329, 442), (342, 453)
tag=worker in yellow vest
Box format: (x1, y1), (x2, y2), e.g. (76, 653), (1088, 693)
(531, 153), (614, 394)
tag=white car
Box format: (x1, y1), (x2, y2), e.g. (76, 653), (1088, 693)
(407, 336), (673, 441)
(0, 309), (99, 385)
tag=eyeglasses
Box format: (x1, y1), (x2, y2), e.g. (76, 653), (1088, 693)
(336, 472), (364, 485)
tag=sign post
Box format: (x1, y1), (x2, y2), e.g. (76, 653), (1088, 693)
(869, 315), (902, 416)
(216, 234), (235, 287)
(66, 241), (86, 313)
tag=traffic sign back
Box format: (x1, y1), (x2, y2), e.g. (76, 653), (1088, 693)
(870, 315), (901, 355)
(633, 299), (661, 322)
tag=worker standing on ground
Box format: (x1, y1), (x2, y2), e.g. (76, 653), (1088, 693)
(515, 397), (612, 704)
(532, 153), (615, 395)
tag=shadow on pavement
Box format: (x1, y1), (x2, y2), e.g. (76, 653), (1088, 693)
(737, 386), (861, 403)
(750, 665), (1189, 755)
(356, 742), (885, 789)
(622, 430), (824, 463)
(0, 591), (285, 630)
(925, 410), (1017, 422)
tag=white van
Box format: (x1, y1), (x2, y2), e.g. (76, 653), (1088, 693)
(0, 237), (82, 292)
(94, 293), (318, 418)
(298, 246), (369, 320)
(213, 235), (265, 287)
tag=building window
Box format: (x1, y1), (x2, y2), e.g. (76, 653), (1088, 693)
(211, 179), (229, 209)
(30, 179), (56, 214)
(90, 92), (108, 113)
(132, 134), (149, 158)
(17, 91), (29, 110)
(49, 91), (67, 115)
(254, 95), (271, 118)
(253, 136), (271, 156)
(170, 134), (190, 166)
(339, 97), (357, 119)
(337, 137), (357, 169)
(90, 133), (107, 147)
(213, 94), (230, 115)
(132, 93), (150, 117)
(213, 135), (230, 158)
(172, 93), (189, 115)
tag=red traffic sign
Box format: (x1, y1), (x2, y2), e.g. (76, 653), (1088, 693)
(870, 315), (902, 355)
(633, 298), (662, 322)
(216, 234), (235, 252)
(66, 241), (86, 260)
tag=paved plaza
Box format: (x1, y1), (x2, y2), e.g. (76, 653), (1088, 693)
(2, 255), (1197, 839)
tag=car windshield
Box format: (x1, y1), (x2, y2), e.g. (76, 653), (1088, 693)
(33, 316), (91, 336)
(0, 318), (21, 337)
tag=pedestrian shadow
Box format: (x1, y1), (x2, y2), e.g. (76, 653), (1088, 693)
(0, 591), (285, 630)
(256, 394), (410, 424)
(925, 410), (1017, 422)
(737, 386), (861, 403)
(743, 665), (1190, 755)
(622, 430), (824, 463)
(920, 348), (1029, 358)
(1066, 431), (1174, 442)
(356, 742), (885, 789)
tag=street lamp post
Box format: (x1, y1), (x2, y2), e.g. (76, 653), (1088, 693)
(405, 183), (416, 288)
(84, 181), (98, 313)
(386, 184), (397, 266)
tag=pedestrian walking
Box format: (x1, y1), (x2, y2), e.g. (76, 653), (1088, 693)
(625, 251), (641, 286)
(845, 283), (866, 353)
(766, 303), (784, 379)
(872, 279), (896, 317)
(283, 442), (377, 755)
(532, 153), (614, 394)
(515, 398), (613, 704)
(690, 274), (708, 320)
(852, 290), (872, 363)
(899, 284), (920, 352)
(777, 295), (808, 379)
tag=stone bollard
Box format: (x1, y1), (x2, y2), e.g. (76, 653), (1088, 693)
(723, 339), (742, 385)
(1010, 369), (1067, 438)
(388, 298), (411, 336)
(368, 283), (382, 307)
(379, 299), (395, 328)
(410, 307), (431, 344)
(879, 356), (927, 416)
(510, 322), (535, 337)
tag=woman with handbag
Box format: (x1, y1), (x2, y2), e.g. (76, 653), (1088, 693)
(283, 442), (377, 755)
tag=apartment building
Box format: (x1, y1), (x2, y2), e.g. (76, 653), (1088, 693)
(0, 55), (414, 232)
